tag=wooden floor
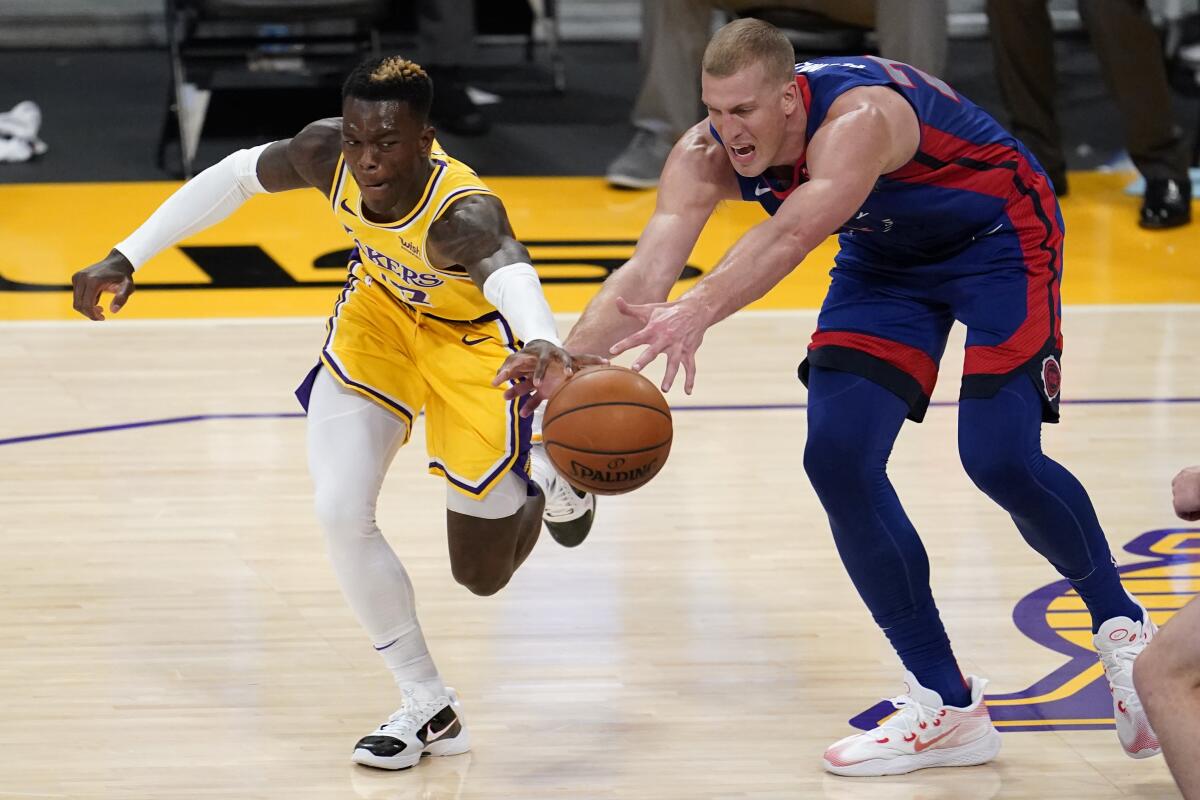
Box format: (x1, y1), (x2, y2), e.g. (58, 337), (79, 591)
(2, 305), (1198, 800)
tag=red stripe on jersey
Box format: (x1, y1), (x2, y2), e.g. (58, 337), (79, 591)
(795, 74), (812, 117)
(765, 74), (814, 202)
(886, 126), (1018, 198)
(884, 123), (1064, 376)
(964, 158), (1063, 376)
(809, 330), (939, 396)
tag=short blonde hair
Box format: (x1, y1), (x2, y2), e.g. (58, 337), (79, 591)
(702, 18), (795, 85)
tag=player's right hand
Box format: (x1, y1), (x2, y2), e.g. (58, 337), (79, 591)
(492, 342), (608, 416)
(71, 250), (136, 321)
(1172, 465), (1200, 521)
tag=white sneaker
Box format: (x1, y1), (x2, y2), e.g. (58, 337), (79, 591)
(530, 439), (595, 548)
(1095, 607), (1161, 758)
(822, 672), (1001, 777)
(352, 687), (471, 770)
(0, 100), (47, 163)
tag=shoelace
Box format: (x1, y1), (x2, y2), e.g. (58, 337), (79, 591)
(873, 694), (946, 742)
(543, 473), (584, 519)
(1099, 636), (1143, 694)
(379, 688), (432, 735)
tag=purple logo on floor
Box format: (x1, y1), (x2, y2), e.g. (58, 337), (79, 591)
(850, 527), (1200, 732)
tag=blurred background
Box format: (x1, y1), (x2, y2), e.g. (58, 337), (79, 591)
(1, 0), (1198, 184)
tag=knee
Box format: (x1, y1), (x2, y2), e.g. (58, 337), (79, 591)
(451, 560), (512, 597)
(803, 424), (873, 498)
(1133, 639), (1176, 715)
(1134, 626), (1197, 708)
(959, 441), (1030, 499)
(313, 482), (375, 539)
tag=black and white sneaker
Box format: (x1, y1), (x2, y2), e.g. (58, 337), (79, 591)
(531, 440), (596, 547)
(352, 687), (470, 770)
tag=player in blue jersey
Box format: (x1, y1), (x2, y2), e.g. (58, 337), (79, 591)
(498, 19), (1160, 775)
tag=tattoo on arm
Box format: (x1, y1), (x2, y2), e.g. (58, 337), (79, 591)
(427, 194), (531, 287)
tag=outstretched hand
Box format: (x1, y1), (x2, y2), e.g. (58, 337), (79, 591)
(492, 340), (608, 416)
(1173, 466), (1200, 522)
(71, 250), (136, 321)
(609, 296), (710, 394)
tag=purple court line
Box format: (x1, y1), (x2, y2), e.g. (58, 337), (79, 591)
(3, 396), (1200, 448)
(677, 397), (1200, 412)
(0, 413), (304, 447)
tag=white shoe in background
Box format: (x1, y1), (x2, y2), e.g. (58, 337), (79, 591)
(0, 101), (47, 163)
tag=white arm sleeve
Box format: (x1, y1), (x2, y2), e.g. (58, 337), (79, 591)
(114, 143), (271, 270)
(482, 262), (562, 346)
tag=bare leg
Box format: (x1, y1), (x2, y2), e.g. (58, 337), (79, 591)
(445, 473), (545, 596)
(1135, 595), (1200, 798)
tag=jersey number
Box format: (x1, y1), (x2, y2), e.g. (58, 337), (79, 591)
(866, 56), (959, 102)
(385, 275), (431, 306)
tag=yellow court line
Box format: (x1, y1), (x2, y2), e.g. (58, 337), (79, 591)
(987, 663), (1105, 706)
(993, 718), (1113, 727)
(1050, 594), (1196, 610)
(1149, 533), (1200, 555)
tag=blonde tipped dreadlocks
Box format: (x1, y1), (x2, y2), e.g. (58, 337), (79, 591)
(343, 55), (434, 119)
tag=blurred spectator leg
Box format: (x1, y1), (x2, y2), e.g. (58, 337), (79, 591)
(421, 0), (489, 136)
(606, 0), (950, 190)
(985, 0), (1068, 195)
(607, 0), (713, 189)
(874, 0), (948, 77)
(1079, 0), (1192, 228)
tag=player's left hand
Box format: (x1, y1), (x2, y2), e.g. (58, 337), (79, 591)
(610, 296), (710, 394)
(1172, 465), (1200, 521)
(492, 340), (608, 416)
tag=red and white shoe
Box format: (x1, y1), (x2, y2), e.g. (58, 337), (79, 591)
(1095, 607), (1161, 759)
(822, 672), (1001, 777)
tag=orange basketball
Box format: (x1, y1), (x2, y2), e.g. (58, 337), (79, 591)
(542, 365), (673, 495)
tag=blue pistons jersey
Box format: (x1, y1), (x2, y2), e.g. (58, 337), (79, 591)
(715, 55), (1060, 270)
(723, 57), (1068, 425)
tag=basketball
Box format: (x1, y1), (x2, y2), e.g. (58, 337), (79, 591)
(542, 365), (673, 495)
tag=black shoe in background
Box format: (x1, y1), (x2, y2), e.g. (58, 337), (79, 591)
(1140, 177), (1192, 229)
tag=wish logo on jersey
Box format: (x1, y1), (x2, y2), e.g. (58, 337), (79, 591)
(849, 527), (1200, 732)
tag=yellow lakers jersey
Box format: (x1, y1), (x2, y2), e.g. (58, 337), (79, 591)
(329, 142), (497, 321)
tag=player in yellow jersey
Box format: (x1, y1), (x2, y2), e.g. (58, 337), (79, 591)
(69, 55), (598, 771)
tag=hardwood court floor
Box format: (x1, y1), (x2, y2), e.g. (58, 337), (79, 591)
(2, 306), (1197, 800)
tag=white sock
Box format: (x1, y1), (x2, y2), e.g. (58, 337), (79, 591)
(306, 368), (447, 698)
(372, 621), (446, 698)
(529, 439), (555, 493)
(528, 405), (556, 493)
